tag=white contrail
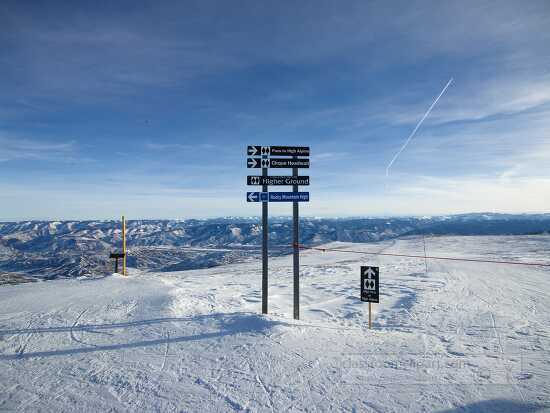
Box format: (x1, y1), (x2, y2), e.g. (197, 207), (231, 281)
(386, 77), (453, 177)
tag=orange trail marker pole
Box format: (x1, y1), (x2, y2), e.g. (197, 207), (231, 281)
(122, 215), (127, 276)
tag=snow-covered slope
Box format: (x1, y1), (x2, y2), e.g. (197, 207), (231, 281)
(0, 235), (549, 412)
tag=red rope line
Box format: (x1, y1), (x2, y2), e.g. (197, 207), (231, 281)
(293, 244), (550, 268)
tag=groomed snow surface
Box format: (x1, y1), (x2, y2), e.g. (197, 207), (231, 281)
(1, 236), (549, 412)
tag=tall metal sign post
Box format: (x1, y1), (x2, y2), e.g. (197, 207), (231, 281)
(247, 146), (310, 319)
(262, 158), (268, 314)
(292, 157), (300, 319)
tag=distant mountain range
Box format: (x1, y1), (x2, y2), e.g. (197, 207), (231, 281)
(1, 213), (549, 282)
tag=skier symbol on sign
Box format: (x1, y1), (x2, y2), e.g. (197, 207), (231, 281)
(364, 278), (375, 290)
(360, 266), (379, 303)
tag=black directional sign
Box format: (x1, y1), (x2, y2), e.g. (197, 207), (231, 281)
(247, 192), (310, 202)
(248, 145), (310, 157)
(247, 176), (310, 186)
(360, 266), (379, 303)
(247, 158), (310, 168)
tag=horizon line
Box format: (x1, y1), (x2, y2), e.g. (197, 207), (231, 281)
(1, 211), (550, 223)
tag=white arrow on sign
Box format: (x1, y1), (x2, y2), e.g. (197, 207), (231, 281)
(365, 268), (376, 278)
(248, 192), (258, 202)
(247, 158), (258, 168)
(248, 146), (258, 156)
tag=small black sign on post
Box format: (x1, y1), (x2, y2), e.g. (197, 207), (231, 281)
(360, 266), (379, 329)
(109, 252), (125, 274)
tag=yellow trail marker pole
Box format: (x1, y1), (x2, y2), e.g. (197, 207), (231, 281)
(122, 215), (127, 276)
(368, 302), (372, 329)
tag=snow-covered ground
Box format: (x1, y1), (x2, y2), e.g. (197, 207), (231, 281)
(1, 236), (549, 412)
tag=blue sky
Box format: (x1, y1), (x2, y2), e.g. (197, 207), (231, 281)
(1, 0), (549, 219)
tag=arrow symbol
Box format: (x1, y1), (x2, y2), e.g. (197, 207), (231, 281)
(247, 158), (259, 168)
(365, 267), (376, 278)
(247, 192), (258, 202)
(248, 146), (258, 156)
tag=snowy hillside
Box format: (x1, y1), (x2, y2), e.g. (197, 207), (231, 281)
(1, 235), (549, 412)
(1, 214), (550, 282)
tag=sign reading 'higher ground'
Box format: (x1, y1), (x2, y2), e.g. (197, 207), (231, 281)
(247, 176), (310, 186)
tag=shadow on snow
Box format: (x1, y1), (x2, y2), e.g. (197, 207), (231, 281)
(0, 312), (286, 361)
(436, 398), (549, 413)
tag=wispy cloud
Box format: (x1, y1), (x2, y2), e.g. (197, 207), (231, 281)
(389, 174), (550, 214)
(0, 135), (76, 162)
(144, 142), (217, 152)
(311, 152), (350, 161)
(378, 76), (550, 126)
(144, 142), (192, 151)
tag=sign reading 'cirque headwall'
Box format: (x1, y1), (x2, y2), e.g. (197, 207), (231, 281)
(247, 157), (310, 169)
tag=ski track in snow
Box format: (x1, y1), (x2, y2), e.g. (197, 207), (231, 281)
(69, 308), (91, 347)
(14, 316), (36, 358)
(0, 235), (549, 412)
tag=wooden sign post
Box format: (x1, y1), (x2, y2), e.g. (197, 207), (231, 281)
(369, 302), (372, 329)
